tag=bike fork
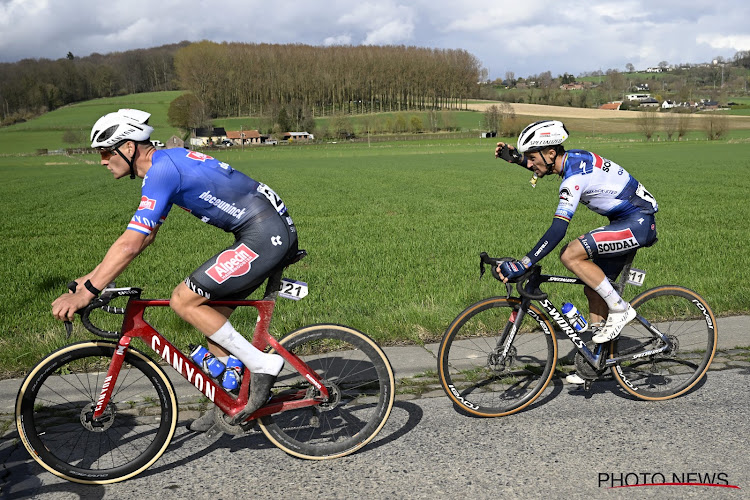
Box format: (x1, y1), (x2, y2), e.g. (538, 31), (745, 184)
(91, 337), (132, 421)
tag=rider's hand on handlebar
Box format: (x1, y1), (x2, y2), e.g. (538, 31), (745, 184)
(52, 286), (97, 322)
(497, 258), (529, 283)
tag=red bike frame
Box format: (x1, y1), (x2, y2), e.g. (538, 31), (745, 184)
(92, 296), (330, 422)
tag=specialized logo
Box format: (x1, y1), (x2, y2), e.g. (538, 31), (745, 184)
(138, 196), (156, 210)
(593, 228), (638, 254)
(205, 244), (259, 284)
(271, 235), (282, 246)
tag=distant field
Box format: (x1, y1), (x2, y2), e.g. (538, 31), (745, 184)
(1, 138), (749, 377)
(4, 91), (750, 156)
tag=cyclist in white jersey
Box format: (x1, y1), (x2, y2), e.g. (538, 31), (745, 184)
(494, 121), (658, 383)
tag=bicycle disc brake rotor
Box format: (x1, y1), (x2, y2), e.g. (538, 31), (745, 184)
(305, 379), (342, 411)
(664, 335), (679, 357)
(80, 403), (116, 432)
(487, 346), (516, 373)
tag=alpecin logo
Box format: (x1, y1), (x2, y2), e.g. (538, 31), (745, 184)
(205, 244), (259, 284)
(138, 196), (156, 210)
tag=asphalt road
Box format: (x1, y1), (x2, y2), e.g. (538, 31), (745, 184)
(2, 367), (748, 500)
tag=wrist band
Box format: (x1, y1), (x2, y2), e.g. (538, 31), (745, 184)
(84, 279), (101, 297)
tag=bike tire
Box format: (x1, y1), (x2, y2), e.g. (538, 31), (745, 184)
(438, 297), (557, 417)
(258, 324), (395, 459)
(15, 341), (178, 484)
(611, 286), (717, 400)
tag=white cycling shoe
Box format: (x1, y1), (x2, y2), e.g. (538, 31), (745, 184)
(593, 305), (636, 344)
(565, 372), (586, 384)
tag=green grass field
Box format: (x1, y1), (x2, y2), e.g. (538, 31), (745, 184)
(1, 137), (749, 377)
(1, 91), (749, 377)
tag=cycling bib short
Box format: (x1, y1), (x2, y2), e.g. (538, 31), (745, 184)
(578, 214), (657, 279)
(185, 201), (298, 300)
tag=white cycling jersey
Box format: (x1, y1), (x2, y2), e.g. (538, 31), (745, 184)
(555, 149), (658, 222)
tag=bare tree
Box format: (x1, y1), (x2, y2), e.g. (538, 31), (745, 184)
(663, 111), (678, 140)
(483, 105), (501, 132)
(676, 111), (692, 140)
(702, 112), (728, 140)
(636, 108), (659, 140)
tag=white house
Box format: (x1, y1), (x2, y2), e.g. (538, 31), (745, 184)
(662, 100), (677, 110)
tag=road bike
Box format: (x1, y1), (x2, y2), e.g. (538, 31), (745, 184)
(438, 252), (717, 417)
(15, 250), (395, 484)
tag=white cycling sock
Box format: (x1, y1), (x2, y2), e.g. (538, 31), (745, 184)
(209, 321), (284, 375)
(594, 278), (628, 312)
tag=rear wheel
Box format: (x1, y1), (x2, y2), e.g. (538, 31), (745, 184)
(438, 297), (557, 417)
(611, 286), (717, 400)
(258, 324), (395, 459)
(15, 341), (177, 484)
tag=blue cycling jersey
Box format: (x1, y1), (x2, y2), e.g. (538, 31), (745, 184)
(128, 149), (286, 236)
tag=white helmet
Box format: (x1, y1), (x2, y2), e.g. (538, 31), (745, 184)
(517, 120), (569, 154)
(90, 109), (154, 148)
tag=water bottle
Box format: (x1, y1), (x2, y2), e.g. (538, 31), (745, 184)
(562, 302), (588, 332)
(189, 345), (226, 378)
(221, 356), (244, 392)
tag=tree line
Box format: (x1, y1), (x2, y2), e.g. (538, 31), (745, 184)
(0, 41), (481, 128)
(0, 43), (188, 125)
(171, 41), (481, 125)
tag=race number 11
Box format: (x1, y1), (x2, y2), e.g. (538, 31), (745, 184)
(627, 268), (646, 287)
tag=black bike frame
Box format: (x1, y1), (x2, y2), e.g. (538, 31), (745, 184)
(505, 271), (674, 372)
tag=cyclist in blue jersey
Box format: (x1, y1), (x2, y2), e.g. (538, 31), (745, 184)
(52, 109), (297, 429)
(494, 121), (658, 384)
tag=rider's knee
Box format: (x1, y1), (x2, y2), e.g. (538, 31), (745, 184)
(559, 244), (577, 269)
(169, 283), (193, 317)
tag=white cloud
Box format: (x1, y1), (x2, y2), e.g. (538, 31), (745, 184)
(696, 34), (750, 51)
(363, 19), (414, 45)
(324, 34), (353, 46)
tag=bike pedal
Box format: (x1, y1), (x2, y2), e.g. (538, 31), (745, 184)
(204, 424), (223, 440)
(583, 380), (593, 391)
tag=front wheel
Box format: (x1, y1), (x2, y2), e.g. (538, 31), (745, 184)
(611, 286), (717, 400)
(258, 324), (395, 459)
(15, 341), (178, 484)
(438, 297), (557, 417)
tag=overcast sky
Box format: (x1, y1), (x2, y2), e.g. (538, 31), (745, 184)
(2, 0), (749, 79)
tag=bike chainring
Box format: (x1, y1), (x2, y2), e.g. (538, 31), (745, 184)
(212, 406), (257, 435)
(573, 343), (607, 381)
